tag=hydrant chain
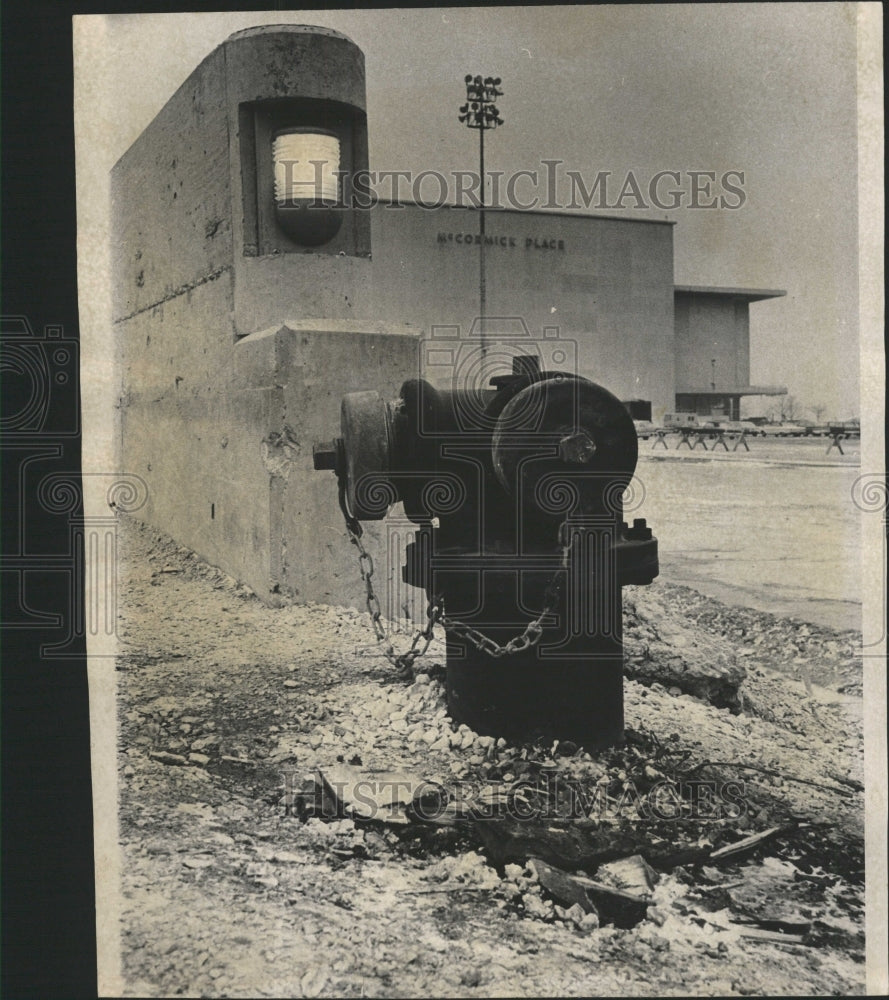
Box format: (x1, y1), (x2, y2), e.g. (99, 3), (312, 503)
(340, 472), (566, 673)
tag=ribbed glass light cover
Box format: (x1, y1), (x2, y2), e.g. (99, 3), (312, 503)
(273, 129), (340, 205)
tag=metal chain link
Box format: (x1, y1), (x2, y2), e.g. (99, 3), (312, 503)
(337, 475), (564, 676)
(440, 569), (563, 658)
(338, 475), (442, 678)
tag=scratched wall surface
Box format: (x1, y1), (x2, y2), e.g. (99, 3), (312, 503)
(111, 46), (233, 327)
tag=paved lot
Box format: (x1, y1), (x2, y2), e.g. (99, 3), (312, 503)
(633, 437), (862, 631)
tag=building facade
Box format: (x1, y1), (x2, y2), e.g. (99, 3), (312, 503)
(674, 286), (786, 420)
(112, 24), (785, 605)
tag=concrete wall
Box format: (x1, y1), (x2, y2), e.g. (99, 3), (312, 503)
(367, 204), (676, 420)
(118, 313), (420, 606)
(674, 291), (750, 392)
(223, 26), (374, 329)
(113, 26), (421, 606)
(112, 47), (233, 326)
(238, 321), (420, 603)
(112, 26), (374, 334)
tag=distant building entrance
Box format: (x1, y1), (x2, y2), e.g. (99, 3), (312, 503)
(675, 393), (740, 420)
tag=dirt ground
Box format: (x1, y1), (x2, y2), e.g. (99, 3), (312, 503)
(114, 514), (865, 998)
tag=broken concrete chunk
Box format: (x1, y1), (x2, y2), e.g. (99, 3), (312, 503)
(190, 735), (221, 752)
(527, 858), (598, 915)
(734, 926), (808, 946)
(567, 874), (652, 928)
(149, 751), (188, 766)
(288, 775), (330, 820)
(254, 876), (280, 889)
(595, 853), (658, 897)
(555, 902), (587, 927)
(272, 851), (303, 864)
(720, 855), (815, 935)
(623, 588), (746, 709)
(318, 764), (422, 825)
(182, 856), (214, 869)
(218, 755), (256, 768)
(521, 890), (555, 921)
(471, 814), (643, 871)
(556, 902), (599, 931)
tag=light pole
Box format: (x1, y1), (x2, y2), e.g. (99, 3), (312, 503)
(459, 74), (504, 361)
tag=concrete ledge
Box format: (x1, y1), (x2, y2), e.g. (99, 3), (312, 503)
(122, 320), (422, 606)
(239, 318), (421, 341)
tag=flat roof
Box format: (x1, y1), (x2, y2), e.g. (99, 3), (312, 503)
(372, 199), (676, 226)
(676, 385), (789, 396)
(674, 285), (787, 302)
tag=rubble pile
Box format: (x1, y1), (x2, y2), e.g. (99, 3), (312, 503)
(115, 517), (866, 997)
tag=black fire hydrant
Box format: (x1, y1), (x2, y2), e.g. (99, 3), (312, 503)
(314, 357), (657, 749)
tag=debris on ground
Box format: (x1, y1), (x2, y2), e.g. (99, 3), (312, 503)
(624, 588), (747, 709)
(114, 515), (865, 997)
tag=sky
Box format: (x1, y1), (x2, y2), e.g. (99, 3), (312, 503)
(88, 4), (869, 419)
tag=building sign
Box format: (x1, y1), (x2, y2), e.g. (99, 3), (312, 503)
(437, 232), (565, 251)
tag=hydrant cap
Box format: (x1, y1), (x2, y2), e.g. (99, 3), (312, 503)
(340, 390), (394, 520)
(491, 374), (638, 502)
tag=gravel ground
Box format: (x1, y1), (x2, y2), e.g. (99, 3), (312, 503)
(114, 514), (865, 997)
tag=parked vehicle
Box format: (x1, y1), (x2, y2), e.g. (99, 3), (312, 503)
(662, 412), (699, 428)
(723, 420), (761, 436)
(761, 423), (806, 437)
(794, 419), (823, 436)
(633, 419), (656, 439)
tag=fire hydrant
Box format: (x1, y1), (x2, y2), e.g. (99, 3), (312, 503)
(314, 357), (658, 749)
